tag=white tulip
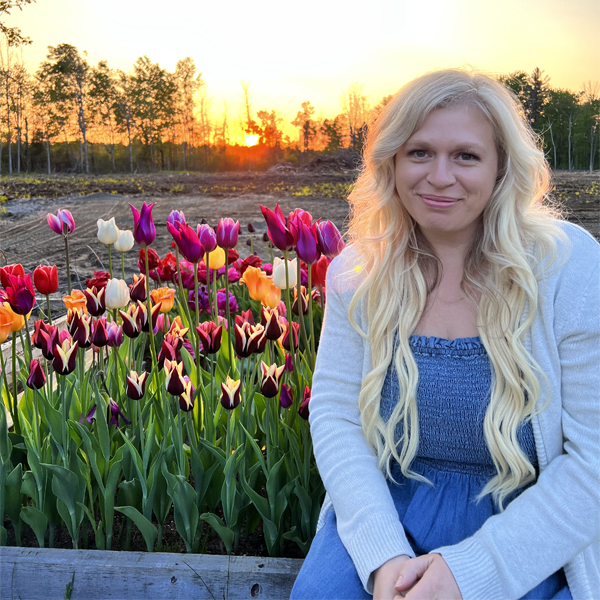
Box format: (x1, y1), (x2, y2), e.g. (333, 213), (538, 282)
(272, 257), (297, 290)
(105, 278), (130, 309)
(114, 229), (135, 252)
(97, 217), (120, 245)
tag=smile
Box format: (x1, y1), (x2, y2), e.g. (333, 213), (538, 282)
(419, 195), (460, 208)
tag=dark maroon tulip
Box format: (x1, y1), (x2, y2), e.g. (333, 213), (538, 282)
(126, 371), (148, 400)
(179, 376), (195, 412)
(295, 222), (321, 265)
(260, 204), (294, 251)
(282, 321), (300, 351)
(260, 362), (285, 398)
(220, 377), (241, 410)
(216, 218), (240, 249)
(284, 353), (294, 373)
(262, 307), (283, 341)
(234, 322), (266, 358)
(262, 232), (269, 243)
(139, 301), (162, 333)
(52, 336), (78, 376)
(316, 220), (345, 258)
(157, 334), (181, 370)
(47, 209), (75, 235)
(197, 224), (218, 253)
(3, 272), (35, 316)
(38, 325), (58, 360)
(27, 359), (46, 390)
(298, 386), (311, 420)
(91, 317), (109, 348)
(129, 274), (147, 303)
(84, 286), (106, 317)
(196, 321), (223, 354)
(129, 202), (156, 247)
(247, 222), (255, 233)
(120, 305), (142, 339)
(164, 359), (185, 396)
(292, 287), (309, 316)
(32, 319), (50, 349)
(280, 383), (294, 409)
(72, 313), (93, 349)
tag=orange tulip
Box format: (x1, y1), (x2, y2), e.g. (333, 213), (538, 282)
(261, 281), (282, 309)
(0, 303), (14, 343)
(168, 315), (189, 338)
(240, 267), (272, 302)
(63, 289), (88, 314)
(151, 287), (176, 313)
(1, 302), (30, 334)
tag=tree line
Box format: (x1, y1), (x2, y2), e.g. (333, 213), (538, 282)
(0, 43), (598, 175)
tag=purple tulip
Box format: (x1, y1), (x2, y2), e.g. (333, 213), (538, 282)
(316, 221), (345, 258)
(177, 224), (204, 263)
(280, 383), (294, 409)
(167, 210), (186, 230)
(216, 218), (240, 249)
(2, 272), (35, 316)
(260, 204), (294, 251)
(91, 317), (109, 348)
(47, 209), (75, 235)
(197, 224), (218, 253)
(27, 359), (46, 390)
(129, 202), (156, 247)
(107, 321), (123, 347)
(296, 222), (321, 265)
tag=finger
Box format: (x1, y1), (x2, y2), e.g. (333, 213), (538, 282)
(395, 555), (434, 590)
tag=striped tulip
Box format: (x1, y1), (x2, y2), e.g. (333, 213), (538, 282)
(126, 370), (148, 400)
(220, 376), (241, 410)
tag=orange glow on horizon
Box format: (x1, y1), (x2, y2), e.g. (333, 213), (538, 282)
(244, 134), (259, 147)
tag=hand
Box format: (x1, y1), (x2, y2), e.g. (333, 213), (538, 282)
(373, 555), (412, 600)
(394, 554), (462, 600)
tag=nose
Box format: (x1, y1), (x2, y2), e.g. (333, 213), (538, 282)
(426, 156), (456, 188)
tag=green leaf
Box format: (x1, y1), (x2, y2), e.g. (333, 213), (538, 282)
(119, 430), (148, 502)
(239, 422), (268, 480)
(5, 463), (23, 525)
(20, 506), (48, 548)
(115, 506), (158, 552)
(199, 512), (234, 554)
(74, 422), (105, 495)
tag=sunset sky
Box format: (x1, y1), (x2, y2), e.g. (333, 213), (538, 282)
(6, 0), (599, 136)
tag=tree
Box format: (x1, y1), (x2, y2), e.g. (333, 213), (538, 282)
(291, 101), (316, 160)
(256, 109), (283, 148)
(113, 70), (135, 173)
(38, 44), (91, 172)
(0, 0), (34, 46)
(543, 88), (579, 169)
(174, 57), (203, 170)
(578, 81), (600, 171)
(340, 82), (370, 151)
(320, 117), (343, 154)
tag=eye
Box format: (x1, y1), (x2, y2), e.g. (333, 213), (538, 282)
(458, 152), (480, 161)
(409, 149), (428, 159)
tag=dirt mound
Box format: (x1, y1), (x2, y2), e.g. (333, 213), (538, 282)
(298, 149), (362, 173)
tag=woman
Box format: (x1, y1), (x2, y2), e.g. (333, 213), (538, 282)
(290, 69), (599, 600)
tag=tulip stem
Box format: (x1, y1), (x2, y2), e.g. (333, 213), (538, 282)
(121, 252), (126, 281)
(224, 268), (234, 376)
(108, 244), (113, 279)
(307, 269), (316, 369)
(45, 294), (52, 326)
(205, 252), (213, 320)
(211, 269), (219, 326)
(10, 332), (19, 434)
(24, 314), (32, 363)
(283, 251), (300, 394)
(32, 388), (42, 454)
(193, 262), (201, 399)
(64, 234), (72, 295)
(296, 258), (309, 354)
(0, 350), (13, 431)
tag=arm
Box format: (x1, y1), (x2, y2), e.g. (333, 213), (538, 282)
(428, 262), (600, 600)
(309, 251), (416, 593)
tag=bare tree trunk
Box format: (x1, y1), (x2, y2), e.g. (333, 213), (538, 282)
(568, 114), (572, 171)
(5, 74), (11, 174)
(25, 117), (30, 173)
(590, 125), (597, 172)
(0, 138), (3, 175)
(111, 143), (115, 172)
(46, 135), (51, 174)
(547, 120), (556, 170)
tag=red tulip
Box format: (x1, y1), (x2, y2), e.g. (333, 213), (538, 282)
(2, 272), (35, 316)
(311, 256), (330, 288)
(27, 359), (46, 390)
(0, 264), (25, 289)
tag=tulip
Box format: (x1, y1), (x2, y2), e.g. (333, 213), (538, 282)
(107, 399), (131, 426)
(311, 256), (330, 288)
(282, 321), (300, 352)
(196, 224), (217, 253)
(235, 309), (255, 326)
(0, 304), (14, 343)
(196, 321), (223, 354)
(120, 304), (142, 339)
(52, 335), (78, 375)
(47, 209), (75, 235)
(240, 266), (272, 302)
(129, 202), (156, 247)
(260, 204), (294, 251)
(157, 335), (181, 369)
(220, 376), (241, 410)
(261, 307), (283, 341)
(316, 220), (345, 258)
(261, 282), (281, 310)
(31, 265), (58, 296)
(164, 358), (185, 396)
(206, 247), (226, 270)
(27, 359), (46, 390)
(284, 353), (294, 373)
(150, 287), (175, 313)
(71, 312), (93, 349)
(91, 317), (109, 347)
(84, 286), (106, 317)
(238, 255), (263, 276)
(157, 253), (177, 284)
(176, 224), (205, 263)
(63, 290), (88, 314)
(292, 286), (309, 316)
(247, 222), (256, 233)
(298, 386), (311, 420)
(296, 222), (321, 265)
(137, 300), (162, 334)
(234, 322), (267, 358)
(129, 274), (147, 302)
(126, 370), (148, 400)
(280, 383), (294, 409)
(114, 230), (135, 252)
(36, 323), (58, 360)
(2, 272), (35, 316)
(167, 210), (186, 229)
(272, 257), (297, 290)
(107, 321), (123, 347)
(0, 264), (25, 289)
(179, 376), (195, 412)
(105, 279), (130, 310)
(138, 248), (160, 275)
(287, 209), (313, 244)
(168, 316), (189, 339)
(155, 313), (170, 334)
(216, 218), (240, 249)
(86, 270), (110, 290)
(260, 361), (285, 398)
(97, 217), (120, 245)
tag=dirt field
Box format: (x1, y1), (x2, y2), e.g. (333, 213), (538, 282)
(0, 170), (597, 303)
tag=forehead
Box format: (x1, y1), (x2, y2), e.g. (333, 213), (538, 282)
(406, 104), (496, 149)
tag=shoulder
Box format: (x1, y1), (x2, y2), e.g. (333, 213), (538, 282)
(555, 220), (600, 261)
(326, 244), (367, 296)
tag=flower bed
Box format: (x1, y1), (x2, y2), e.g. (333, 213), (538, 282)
(0, 202), (344, 562)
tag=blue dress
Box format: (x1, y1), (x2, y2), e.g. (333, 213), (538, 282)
(291, 335), (571, 600)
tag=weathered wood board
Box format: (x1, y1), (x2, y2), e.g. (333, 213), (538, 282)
(0, 546), (303, 600)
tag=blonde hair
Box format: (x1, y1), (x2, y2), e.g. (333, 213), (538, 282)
(346, 68), (565, 508)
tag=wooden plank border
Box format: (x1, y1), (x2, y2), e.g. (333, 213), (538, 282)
(0, 546), (303, 600)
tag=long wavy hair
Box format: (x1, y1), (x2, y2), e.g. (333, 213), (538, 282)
(346, 69), (565, 508)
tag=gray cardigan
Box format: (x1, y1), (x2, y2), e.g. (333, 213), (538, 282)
(309, 221), (599, 600)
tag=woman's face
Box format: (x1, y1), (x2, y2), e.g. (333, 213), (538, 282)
(394, 104), (499, 244)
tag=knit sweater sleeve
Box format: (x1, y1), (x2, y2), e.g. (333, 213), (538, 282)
(309, 248), (416, 593)
(431, 233), (600, 600)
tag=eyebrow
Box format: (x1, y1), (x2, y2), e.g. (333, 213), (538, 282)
(403, 139), (489, 154)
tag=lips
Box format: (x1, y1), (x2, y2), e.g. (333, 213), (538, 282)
(419, 195), (460, 209)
